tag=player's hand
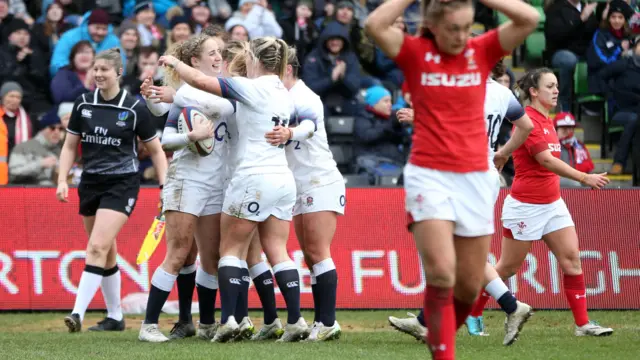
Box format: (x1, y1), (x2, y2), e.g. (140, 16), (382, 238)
(56, 182), (69, 202)
(396, 108), (414, 123)
(188, 114), (214, 141)
(493, 151), (510, 172)
(265, 125), (291, 146)
(140, 77), (153, 97)
(159, 55), (180, 68)
(148, 85), (176, 104)
(581, 172), (610, 189)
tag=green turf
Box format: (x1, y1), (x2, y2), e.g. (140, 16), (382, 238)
(0, 310), (638, 359)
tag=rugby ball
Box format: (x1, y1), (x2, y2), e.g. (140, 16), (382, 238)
(177, 106), (214, 156)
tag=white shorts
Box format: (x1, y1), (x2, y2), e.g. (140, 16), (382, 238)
(404, 163), (500, 237)
(501, 195), (574, 241)
(222, 172), (296, 222)
(162, 178), (224, 216)
(293, 181), (346, 216)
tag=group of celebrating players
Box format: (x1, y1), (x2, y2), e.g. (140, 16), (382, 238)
(52, 0), (615, 357)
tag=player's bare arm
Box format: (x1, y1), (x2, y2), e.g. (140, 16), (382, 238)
(494, 114), (534, 170)
(534, 150), (610, 189)
(159, 55), (223, 97)
(364, 0), (413, 59)
(481, 0), (540, 52)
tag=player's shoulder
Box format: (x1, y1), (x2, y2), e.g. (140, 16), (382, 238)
(74, 91), (96, 107)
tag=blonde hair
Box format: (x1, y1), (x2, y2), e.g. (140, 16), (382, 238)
(222, 40), (251, 77)
(419, 0), (473, 38)
(163, 34), (213, 89)
(94, 47), (123, 74)
(249, 37), (289, 79)
(286, 46), (300, 78)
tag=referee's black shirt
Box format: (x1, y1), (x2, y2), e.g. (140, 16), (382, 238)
(67, 89), (158, 175)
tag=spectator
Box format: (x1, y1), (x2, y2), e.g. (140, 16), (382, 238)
(0, 82), (35, 158)
(279, 0), (318, 76)
(190, 1), (215, 34)
(303, 21), (361, 116)
(545, 0), (599, 111)
(118, 22), (141, 76)
(8, 108), (63, 186)
(225, 18), (250, 40)
(554, 112), (595, 187)
(373, 15), (405, 90)
(354, 85), (407, 182)
(4, 0), (32, 26)
(50, 40), (95, 105)
(123, 0), (178, 20)
(598, 34), (640, 174)
(587, 0), (633, 93)
(164, 15), (192, 50)
(0, 0), (19, 44)
(0, 19), (51, 117)
(314, 1), (335, 28)
(225, 0), (283, 39)
(206, 0), (232, 23)
(49, 9), (123, 77)
(31, 1), (74, 60)
(597, 0), (640, 34)
(121, 1), (165, 51)
(122, 46), (161, 98)
(38, 0), (83, 26)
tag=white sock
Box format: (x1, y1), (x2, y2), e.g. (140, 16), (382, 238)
(101, 267), (123, 321)
(72, 268), (104, 321)
(485, 277), (509, 300)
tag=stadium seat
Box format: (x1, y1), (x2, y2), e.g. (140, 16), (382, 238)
(600, 103), (624, 158)
(343, 173), (370, 187)
(326, 116), (355, 135)
(330, 144), (354, 166)
(529, 0), (544, 6)
(525, 31), (545, 62)
(572, 62), (606, 121)
(376, 175), (400, 186)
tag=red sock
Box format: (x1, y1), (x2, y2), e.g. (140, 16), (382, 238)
(469, 291), (491, 317)
(453, 297), (474, 330)
(563, 273), (589, 326)
(424, 286), (456, 360)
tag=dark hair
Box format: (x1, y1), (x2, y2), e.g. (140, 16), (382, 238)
(491, 58), (507, 80)
(44, 1), (65, 37)
(419, 0), (474, 39)
(139, 46), (158, 58)
(68, 40), (95, 71)
(202, 23), (229, 43)
(516, 67), (554, 102)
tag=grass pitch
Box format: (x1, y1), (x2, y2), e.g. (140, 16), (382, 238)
(0, 310), (638, 360)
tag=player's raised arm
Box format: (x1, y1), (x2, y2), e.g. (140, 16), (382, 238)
(159, 55), (223, 97)
(481, 0), (540, 53)
(364, 0), (413, 59)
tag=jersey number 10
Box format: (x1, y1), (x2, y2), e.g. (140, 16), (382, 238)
(486, 113), (502, 150)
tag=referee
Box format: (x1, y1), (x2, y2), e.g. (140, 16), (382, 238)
(56, 48), (168, 333)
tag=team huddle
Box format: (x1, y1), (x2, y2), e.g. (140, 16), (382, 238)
(53, 0), (615, 357)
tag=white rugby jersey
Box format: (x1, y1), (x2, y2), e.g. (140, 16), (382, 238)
(484, 78), (525, 167)
(286, 80), (342, 192)
(219, 75), (295, 176)
(164, 83), (235, 184)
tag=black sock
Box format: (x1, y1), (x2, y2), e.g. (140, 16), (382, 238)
(316, 269), (337, 326)
(176, 265), (196, 323)
(218, 265), (243, 324)
(497, 291), (518, 315)
(144, 285), (171, 324)
(311, 273), (319, 323)
(416, 310), (425, 326)
(234, 267), (250, 321)
(196, 284), (217, 325)
(253, 270), (278, 324)
(275, 269), (301, 324)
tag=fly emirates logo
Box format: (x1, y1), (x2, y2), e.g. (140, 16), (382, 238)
(82, 126), (122, 146)
(421, 72), (482, 87)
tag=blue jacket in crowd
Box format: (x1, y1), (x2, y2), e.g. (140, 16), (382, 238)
(49, 11), (125, 77)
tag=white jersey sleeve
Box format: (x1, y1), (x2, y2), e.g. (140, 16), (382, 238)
(484, 79), (525, 166)
(219, 76), (267, 111)
(174, 83), (236, 121)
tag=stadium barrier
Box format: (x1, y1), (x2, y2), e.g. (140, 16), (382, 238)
(1, 187), (639, 311)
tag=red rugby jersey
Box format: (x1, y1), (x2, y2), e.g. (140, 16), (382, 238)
(510, 106), (562, 204)
(394, 29), (507, 173)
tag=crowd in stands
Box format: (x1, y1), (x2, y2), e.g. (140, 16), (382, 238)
(0, 0), (638, 187)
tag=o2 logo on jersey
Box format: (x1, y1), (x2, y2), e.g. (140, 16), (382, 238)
(548, 143), (561, 152)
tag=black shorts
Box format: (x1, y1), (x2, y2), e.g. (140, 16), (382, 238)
(78, 173), (141, 217)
